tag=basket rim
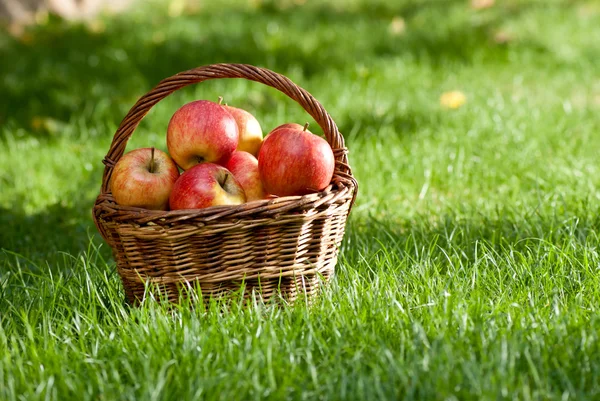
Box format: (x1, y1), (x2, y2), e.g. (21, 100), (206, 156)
(94, 182), (355, 225)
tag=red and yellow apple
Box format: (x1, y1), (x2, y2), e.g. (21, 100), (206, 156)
(224, 151), (267, 201)
(110, 147), (180, 210)
(223, 104), (263, 157)
(167, 100), (239, 170)
(258, 124), (335, 196)
(169, 163), (246, 210)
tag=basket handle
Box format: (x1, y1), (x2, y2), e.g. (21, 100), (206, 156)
(100, 63), (354, 194)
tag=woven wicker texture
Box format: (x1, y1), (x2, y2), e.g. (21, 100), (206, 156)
(93, 63), (357, 304)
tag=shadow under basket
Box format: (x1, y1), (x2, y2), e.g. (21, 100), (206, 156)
(92, 63), (358, 305)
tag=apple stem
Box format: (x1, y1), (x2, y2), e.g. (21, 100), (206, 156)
(223, 173), (229, 186)
(218, 96), (224, 105)
(303, 122), (309, 131)
(149, 147), (156, 173)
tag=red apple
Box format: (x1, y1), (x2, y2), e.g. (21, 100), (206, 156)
(110, 147), (180, 210)
(224, 151), (267, 201)
(167, 100), (239, 170)
(169, 163), (246, 210)
(223, 105), (263, 157)
(258, 124), (335, 197)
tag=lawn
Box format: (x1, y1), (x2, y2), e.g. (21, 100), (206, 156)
(2, 0), (600, 399)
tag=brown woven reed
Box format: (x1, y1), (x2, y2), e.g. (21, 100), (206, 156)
(92, 63), (358, 305)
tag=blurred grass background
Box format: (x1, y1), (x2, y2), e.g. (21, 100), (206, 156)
(2, 0), (599, 264)
(2, 1), (600, 399)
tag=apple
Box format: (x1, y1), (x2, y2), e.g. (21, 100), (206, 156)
(223, 103), (263, 157)
(169, 163), (246, 210)
(110, 147), (180, 210)
(167, 100), (239, 170)
(224, 151), (267, 201)
(258, 124), (335, 197)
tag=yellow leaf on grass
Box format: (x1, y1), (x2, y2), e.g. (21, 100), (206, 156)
(440, 91), (467, 109)
(493, 30), (514, 44)
(31, 117), (60, 133)
(169, 0), (186, 17)
(35, 10), (49, 25)
(8, 23), (35, 45)
(471, 0), (495, 10)
(389, 16), (406, 36)
(87, 20), (106, 34)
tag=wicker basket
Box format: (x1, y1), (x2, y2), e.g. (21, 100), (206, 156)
(92, 63), (358, 305)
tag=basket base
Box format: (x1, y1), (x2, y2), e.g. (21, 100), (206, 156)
(96, 180), (353, 307)
(120, 258), (336, 306)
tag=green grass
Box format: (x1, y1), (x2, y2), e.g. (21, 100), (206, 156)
(2, 0), (600, 399)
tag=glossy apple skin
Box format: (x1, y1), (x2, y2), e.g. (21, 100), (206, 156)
(224, 151), (267, 201)
(169, 163), (246, 210)
(258, 127), (335, 197)
(167, 100), (239, 170)
(110, 148), (180, 210)
(224, 105), (263, 157)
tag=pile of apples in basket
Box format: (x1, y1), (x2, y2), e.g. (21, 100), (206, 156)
(110, 98), (335, 210)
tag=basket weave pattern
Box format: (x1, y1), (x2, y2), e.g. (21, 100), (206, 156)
(93, 64), (357, 304)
